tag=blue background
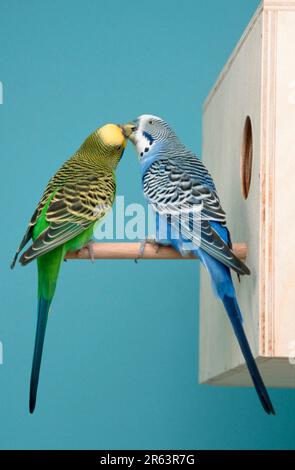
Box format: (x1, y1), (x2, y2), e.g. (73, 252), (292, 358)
(1, 0), (294, 450)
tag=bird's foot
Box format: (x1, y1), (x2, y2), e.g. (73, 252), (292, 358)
(85, 241), (95, 263)
(135, 238), (160, 263)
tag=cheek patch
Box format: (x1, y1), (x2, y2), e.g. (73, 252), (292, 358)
(142, 131), (154, 145)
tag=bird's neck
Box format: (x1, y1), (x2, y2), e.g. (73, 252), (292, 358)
(140, 139), (185, 176)
(75, 135), (120, 171)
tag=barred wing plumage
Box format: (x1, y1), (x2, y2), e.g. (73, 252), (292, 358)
(143, 156), (250, 275)
(17, 161), (115, 265)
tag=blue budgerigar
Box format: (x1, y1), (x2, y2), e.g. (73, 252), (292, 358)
(121, 115), (275, 415)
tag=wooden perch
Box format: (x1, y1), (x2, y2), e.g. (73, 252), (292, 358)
(65, 242), (247, 261)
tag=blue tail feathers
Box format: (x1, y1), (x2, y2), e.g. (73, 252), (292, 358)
(197, 247), (275, 415)
(222, 295), (275, 415)
(29, 296), (50, 414)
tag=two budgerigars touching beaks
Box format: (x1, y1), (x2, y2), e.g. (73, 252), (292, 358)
(11, 114), (275, 415)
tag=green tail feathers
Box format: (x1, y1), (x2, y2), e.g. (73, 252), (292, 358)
(29, 296), (51, 414)
(30, 248), (64, 413)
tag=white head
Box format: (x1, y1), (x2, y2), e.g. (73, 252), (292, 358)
(121, 114), (177, 159)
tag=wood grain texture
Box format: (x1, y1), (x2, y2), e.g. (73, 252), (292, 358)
(65, 242), (248, 261)
(264, 0), (295, 11)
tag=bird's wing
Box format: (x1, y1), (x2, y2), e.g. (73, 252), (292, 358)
(143, 157), (250, 275)
(19, 173), (115, 265)
(11, 157), (80, 268)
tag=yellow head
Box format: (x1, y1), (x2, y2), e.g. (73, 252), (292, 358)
(98, 123), (127, 149)
(79, 123), (128, 170)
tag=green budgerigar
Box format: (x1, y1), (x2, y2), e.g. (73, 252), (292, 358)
(11, 123), (132, 413)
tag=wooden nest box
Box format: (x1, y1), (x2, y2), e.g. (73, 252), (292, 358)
(200, 0), (295, 388)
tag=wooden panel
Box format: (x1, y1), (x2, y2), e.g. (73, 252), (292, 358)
(200, 10), (263, 385)
(273, 10), (295, 358)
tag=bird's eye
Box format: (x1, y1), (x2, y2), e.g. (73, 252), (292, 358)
(116, 145), (122, 150)
(149, 120), (154, 125)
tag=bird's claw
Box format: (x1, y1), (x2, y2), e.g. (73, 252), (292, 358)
(135, 238), (160, 263)
(85, 241), (95, 263)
